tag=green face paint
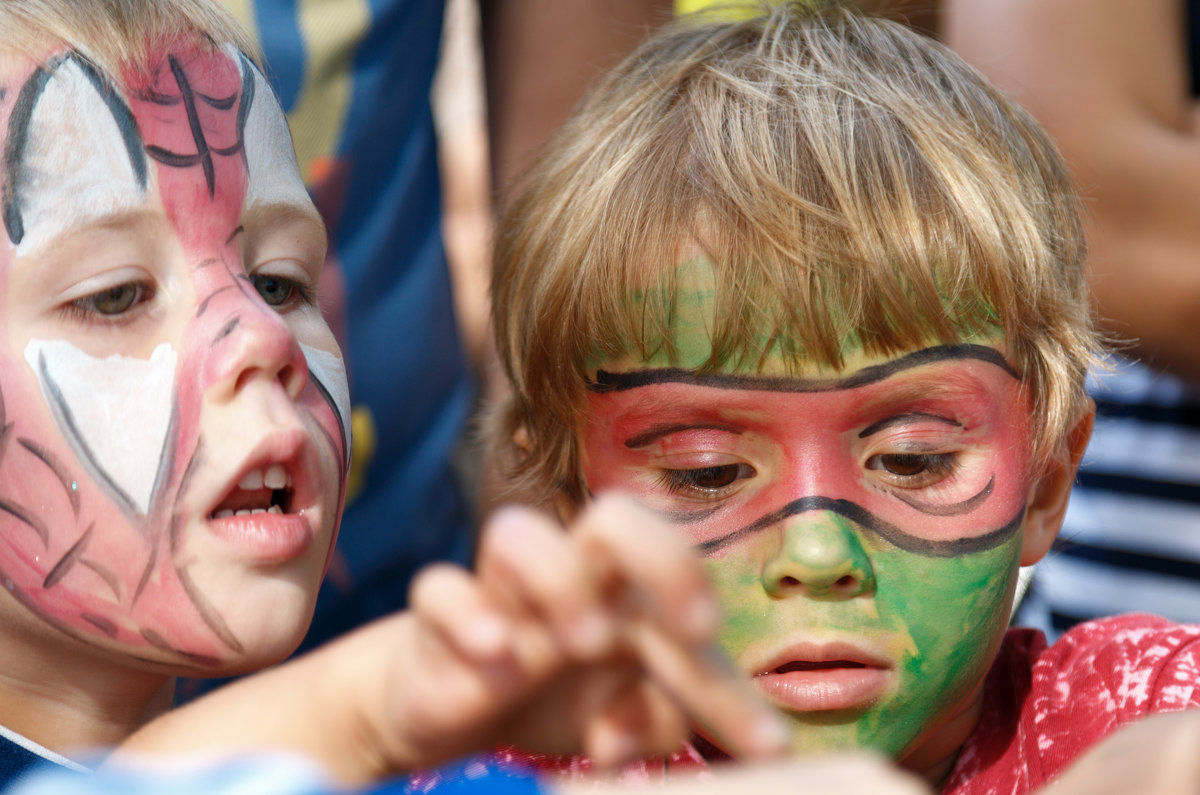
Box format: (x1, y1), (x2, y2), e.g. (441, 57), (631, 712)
(707, 527), (1020, 756)
(581, 260), (1035, 764)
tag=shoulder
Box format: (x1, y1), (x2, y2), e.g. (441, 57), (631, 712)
(1019, 615), (1200, 779)
(1035, 613), (1200, 710)
(943, 618), (1200, 794)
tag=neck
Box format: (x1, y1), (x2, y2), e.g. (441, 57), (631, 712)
(899, 681), (985, 787)
(0, 628), (176, 761)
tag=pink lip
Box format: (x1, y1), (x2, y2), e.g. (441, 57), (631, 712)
(207, 511), (314, 562)
(204, 429), (324, 564)
(751, 642), (893, 713)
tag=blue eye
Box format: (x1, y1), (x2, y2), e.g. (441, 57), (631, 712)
(249, 273), (314, 309)
(65, 281), (153, 323)
(250, 274), (294, 306)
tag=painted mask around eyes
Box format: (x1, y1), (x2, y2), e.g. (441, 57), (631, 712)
(0, 41), (351, 671)
(579, 261), (1035, 761)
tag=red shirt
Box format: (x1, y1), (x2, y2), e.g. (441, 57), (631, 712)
(942, 614), (1200, 793)
(497, 615), (1200, 793)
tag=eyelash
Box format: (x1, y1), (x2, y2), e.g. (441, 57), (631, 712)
(248, 271), (316, 310)
(864, 451), (959, 489)
(656, 463), (756, 499)
(61, 281), (156, 327)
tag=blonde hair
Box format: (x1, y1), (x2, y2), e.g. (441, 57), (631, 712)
(492, 2), (1098, 505)
(0, 0), (260, 75)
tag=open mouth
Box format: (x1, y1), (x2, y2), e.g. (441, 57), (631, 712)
(210, 464), (294, 519)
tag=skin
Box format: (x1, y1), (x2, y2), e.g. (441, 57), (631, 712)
(0, 38), (347, 750)
(577, 261), (1086, 782)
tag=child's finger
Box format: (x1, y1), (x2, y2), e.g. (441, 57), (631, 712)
(476, 506), (615, 659)
(571, 493), (721, 645)
(408, 563), (511, 661)
(583, 677), (687, 769)
(625, 617), (791, 762)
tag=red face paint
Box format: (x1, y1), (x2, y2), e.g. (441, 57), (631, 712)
(583, 345), (1033, 554)
(0, 41), (347, 672)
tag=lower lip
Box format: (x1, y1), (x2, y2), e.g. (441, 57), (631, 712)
(206, 512), (315, 563)
(754, 667), (890, 712)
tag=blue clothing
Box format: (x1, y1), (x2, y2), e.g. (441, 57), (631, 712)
(230, 0), (476, 653)
(4, 755), (542, 795)
(0, 728), (86, 791)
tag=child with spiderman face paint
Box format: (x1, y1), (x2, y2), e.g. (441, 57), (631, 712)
(0, 0), (796, 788)
(490, 3), (1200, 792)
(0, 0), (348, 750)
(0, 16), (348, 677)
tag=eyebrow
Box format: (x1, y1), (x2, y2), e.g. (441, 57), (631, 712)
(588, 343), (1019, 394)
(25, 209), (161, 250)
(241, 202), (327, 240)
(857, 412), (963, 439)
(624, 422), (742, 449)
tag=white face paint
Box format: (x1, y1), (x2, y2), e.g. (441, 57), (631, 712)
(24, 339), (177, 516)
(234, 46), (310, 212)
(299, 343), (352, 459)
(0, 40), (347, 673)
(12, 57), (152, 257)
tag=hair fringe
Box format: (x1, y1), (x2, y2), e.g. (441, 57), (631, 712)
(491, 2), (1100, 503)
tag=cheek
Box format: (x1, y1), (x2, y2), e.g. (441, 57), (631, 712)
(299, 342), (351, 465)
(704, 556), (772, 656)
(0, 354), (150, 624)
(24, 339), (178, 516)
(874, 538), (1020, 698)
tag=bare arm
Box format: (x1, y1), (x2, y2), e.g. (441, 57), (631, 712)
(946, 0), (1200, 378)
(1040, 710), (1200, 795)
(111, 498), (788, 788)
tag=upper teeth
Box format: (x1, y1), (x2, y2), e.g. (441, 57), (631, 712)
(239, 464), (291, 490)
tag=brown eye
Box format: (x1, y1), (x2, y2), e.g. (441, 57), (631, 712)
(878, 454), (930, 476)
(866, 452), (956, 488)
(689, 465), (743, 489)
(660, 463), (755, 497)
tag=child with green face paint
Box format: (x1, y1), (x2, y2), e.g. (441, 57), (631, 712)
(488, 2), (1200, 792)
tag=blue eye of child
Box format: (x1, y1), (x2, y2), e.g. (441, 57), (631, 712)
(251, 274), (294, 307)
(87, 283), (143, 315)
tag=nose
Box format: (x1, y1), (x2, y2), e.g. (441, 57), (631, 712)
(203, 289), (309, 401)
(761, 510), (875, 599)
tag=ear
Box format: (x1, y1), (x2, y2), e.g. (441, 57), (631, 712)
(512, 424), (531, 453)
(1020, 401), (1095, 566)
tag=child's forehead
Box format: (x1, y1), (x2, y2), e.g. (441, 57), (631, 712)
(598, 252), (1007, 377)
(591, 341), (1017, 400)
(1, 36), (312, 262)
